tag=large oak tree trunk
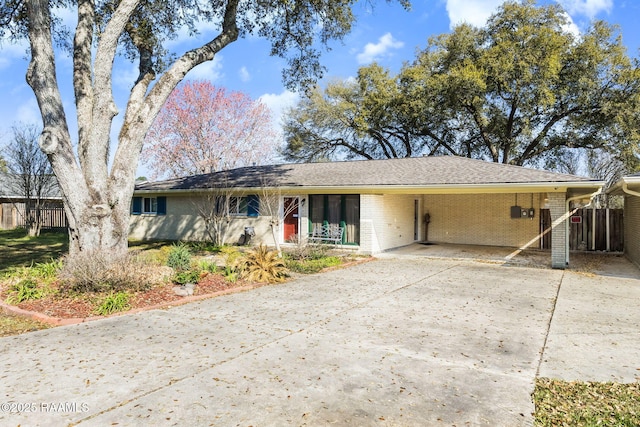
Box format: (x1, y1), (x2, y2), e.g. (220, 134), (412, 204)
(64, 191), (132, 258)
(23, 0), (239, 261)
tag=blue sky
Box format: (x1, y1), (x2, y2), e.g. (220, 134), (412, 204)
(0, 0), (638, 176)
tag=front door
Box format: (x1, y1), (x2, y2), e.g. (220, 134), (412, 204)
(283, 197), (299, 242)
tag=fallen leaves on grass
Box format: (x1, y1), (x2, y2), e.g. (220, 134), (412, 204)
(534, 378), (640, 427)
(0, 312), (50, 337)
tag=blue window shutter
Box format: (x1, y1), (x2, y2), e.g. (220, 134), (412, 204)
(157, 196), (167, 215)
(132, 197), (142, 215)
(247, 195), (259, 217)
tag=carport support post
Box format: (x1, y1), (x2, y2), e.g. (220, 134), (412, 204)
(548, 192), (567, 269)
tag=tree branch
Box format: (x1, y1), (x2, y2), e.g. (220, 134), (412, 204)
(25, 0), (85, 223)
(74, 0), (95, 170)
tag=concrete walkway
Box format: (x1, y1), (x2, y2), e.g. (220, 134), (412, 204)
(1, 253), (639, 426)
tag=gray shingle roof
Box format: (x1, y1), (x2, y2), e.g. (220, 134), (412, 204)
(0, 173), (62, 199)
(135, 156), (599, 192)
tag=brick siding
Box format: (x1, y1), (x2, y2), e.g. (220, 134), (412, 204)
(547, 192), (567, 269)
(624, 195), (640, 268)
(422, 193), (543, 248)
(360, 194), (418, 254)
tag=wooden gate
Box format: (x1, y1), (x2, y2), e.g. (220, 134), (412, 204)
(1, 203), (14, 229)
(0, 203), (68, 230)
(540, 208), (623, 252)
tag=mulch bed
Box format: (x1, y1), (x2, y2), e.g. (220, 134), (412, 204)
(0, 273), (257, 324)
(0, 256), (373, 327)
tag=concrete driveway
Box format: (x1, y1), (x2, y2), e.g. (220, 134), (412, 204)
(1, 251), (639, 426)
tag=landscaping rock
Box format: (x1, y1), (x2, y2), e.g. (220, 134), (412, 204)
(173, 283), (195, 296)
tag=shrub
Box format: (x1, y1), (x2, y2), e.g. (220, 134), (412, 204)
(166, 243), (192, 271)
(285, 255), (342, 274)
(187, 241), (222, 253)
(197, 259), (218, 274)
(2, 258), (63, 283)
(173, 269), (201, 285)
(30, 258), (63, 280)
(238, 245), (287, 283)
(94, 292), (131, 315)
(220, 246), (242, 266)
(223, 266), (239, 283)
(59, 251), (166, 293)
(285, 242), (330, 261)
(5, 278), (47, 304)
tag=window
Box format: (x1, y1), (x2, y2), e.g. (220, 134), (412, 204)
(215, 195), (259, 217)
(143, 197), (157, 214)
(309, 194), (360, 244)
(132, 196), (166, 215)
(229, 196), (248, 216)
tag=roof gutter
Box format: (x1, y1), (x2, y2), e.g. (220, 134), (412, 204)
(622, 182), (640, 198)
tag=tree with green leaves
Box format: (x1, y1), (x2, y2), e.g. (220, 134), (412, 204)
(0, 0), (409, 260)
(284, 63), (459, 162)
(284, 0), (640, 170)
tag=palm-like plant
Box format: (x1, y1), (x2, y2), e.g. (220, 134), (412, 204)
(238, 245), (288, 283)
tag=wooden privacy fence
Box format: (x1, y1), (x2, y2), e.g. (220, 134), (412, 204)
(0, 203), (68, 230)
(540, 208), (623, 252)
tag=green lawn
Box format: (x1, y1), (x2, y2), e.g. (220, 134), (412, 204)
(0, 228), (638, 424)
(0, 229), (67, 335)
(0, 228), (68, 275)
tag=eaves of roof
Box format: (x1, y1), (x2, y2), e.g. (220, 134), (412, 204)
(608, 174), (640, 196)
(134, 180), (603, 196)
(133, 156), (603, 196)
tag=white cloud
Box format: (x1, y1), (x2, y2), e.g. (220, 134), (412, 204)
(0, 37), (30, 71)
(239, 66), (251, 82)
(113, 61), (140, 90)
(259, 90), (299, 128)
(561, 12), (582, 40)
(15, 98), (40, 125)
(186, 55), (224, 81)
(356, 33), (404, 65)
(445, 0), (504, 28)
(557, 0), (613, 18)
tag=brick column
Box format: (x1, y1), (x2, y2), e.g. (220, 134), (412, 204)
(359, 195), (382, 254)
(548, 192), (567, 269)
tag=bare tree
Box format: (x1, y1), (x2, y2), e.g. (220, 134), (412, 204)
(586, 149), (627, 208)
(191, 173), (246, 246)
(258, 180), (300, 257)
(2, 124), (57, 236)
(193, 192), (231, 246)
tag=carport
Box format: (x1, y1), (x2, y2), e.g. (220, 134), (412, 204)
(132, 156), (603, 268)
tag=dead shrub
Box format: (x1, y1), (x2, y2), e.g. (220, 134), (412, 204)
(236, 244), (288, 283)
(59, 250), (171, 293)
